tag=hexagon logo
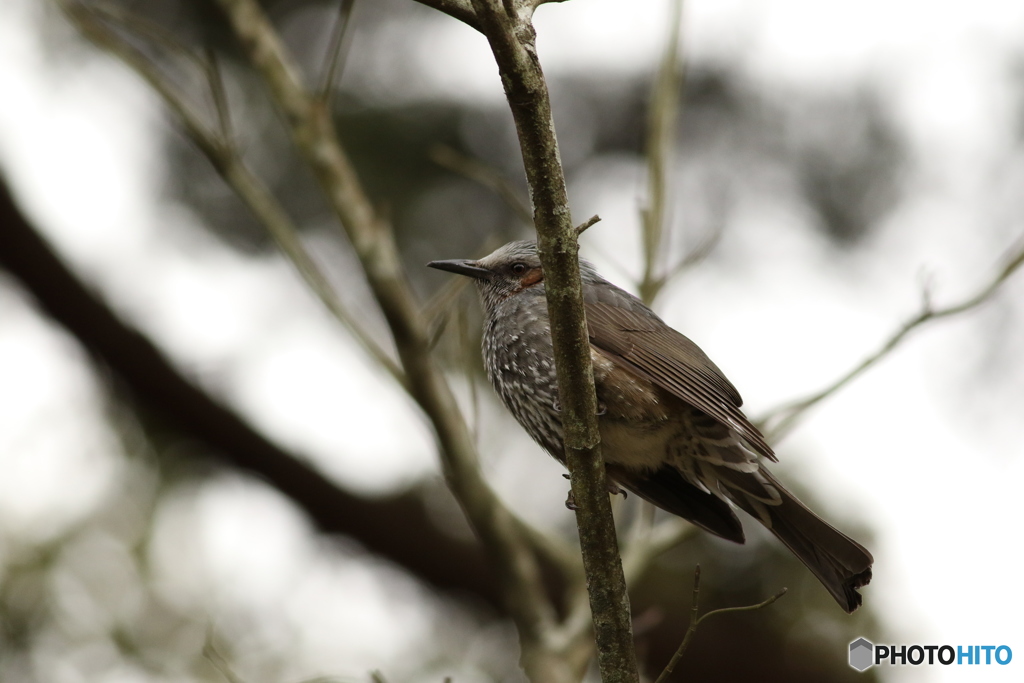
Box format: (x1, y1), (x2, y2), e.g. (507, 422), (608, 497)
(849, 638), (874, 671)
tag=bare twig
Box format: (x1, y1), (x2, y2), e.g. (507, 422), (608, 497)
(465, 0), (638, 679)
(575, 214), (602, 236)
(638, 0), (685, 306)
(654, 566), (787, 683)
(760, 237), (1024, 441)
(59, 1), (406, 385)
(202, 48), (234, 144)
(317, 0), (357, 102)
(89, 2), (204, 69)
(202, 635), (246, 683)
(620, 0), (697, 588)
(429, 144), (533, 224)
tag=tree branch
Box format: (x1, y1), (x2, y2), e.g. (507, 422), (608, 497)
(654, 566), (787, 683)
(199, 0), (577, 676)
(429, 144), (533, 225)
(760, 237), (1024, 441)
(465, 0), (638, 679)
(638, 0), (685, 306)
(0, 175), (502, 608)
(59, 2), (578, 676)
(317, 0), (357, 102)
(575, 214), (602, 237)
(61, 1), (406, 386)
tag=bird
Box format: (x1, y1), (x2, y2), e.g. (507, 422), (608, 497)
(428, 240), (872, 613)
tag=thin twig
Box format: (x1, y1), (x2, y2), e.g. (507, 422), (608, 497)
(575, 214), (601, 236)
(429, 144), (533, 225)
(620, 0), (690, 587)
(317, 0), (357, 102)
(638, 0), (685, 306)
(202, 634), (246, 683)
(641, 185), (729, 303)
(760, 237), (1024, 441)
(203, 48), (234, 145)
(456, 302), (482, 445)
(59, 2), (407, 386)
(654, 566), (787, 683)
(90, 2), (205, 69)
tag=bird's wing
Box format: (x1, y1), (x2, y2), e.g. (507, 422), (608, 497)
(584, 294), (777, 462)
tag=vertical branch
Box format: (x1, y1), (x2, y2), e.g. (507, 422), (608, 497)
(624, 0), (686, 588)
(638, 0), (685, 305)
(466, 1), (638, 680)
(317, 0), (357, 101)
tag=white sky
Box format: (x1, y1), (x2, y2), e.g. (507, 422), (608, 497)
(1, 0), (1023, 681)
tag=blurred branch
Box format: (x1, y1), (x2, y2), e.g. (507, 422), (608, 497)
(638, 0), (685, 306)
(317, 0), (357, 102)
(0, 175), (509, 610)
(760, 236), (1024, 441)
(465, 0), (638, 680)
(654, 566), (787, 683)
(621, 0), (704, 596)
(429, 144), (533, 224)
(202, 635), (245, 683)
(58, 0), (582, 652)
(203, 49), (234, 144)
(61, 1), (406, 386)
(203, 0), (583, 677)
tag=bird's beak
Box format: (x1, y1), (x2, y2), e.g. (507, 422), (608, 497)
(427, 259), (492, 280)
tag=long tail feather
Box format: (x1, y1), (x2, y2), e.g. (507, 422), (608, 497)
(726, 467), (873, 613)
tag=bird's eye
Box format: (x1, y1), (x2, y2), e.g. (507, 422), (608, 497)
(511, 263), (527, 275)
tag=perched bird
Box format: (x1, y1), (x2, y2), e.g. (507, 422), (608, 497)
(428, 240), (872, 613)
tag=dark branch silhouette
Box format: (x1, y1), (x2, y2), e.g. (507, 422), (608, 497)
(0, 176), (503, 609)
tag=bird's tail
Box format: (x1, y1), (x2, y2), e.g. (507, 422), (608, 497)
(721, 466), (873, 613)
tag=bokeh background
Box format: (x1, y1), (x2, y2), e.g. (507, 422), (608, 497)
(1, 0), (1023, 681)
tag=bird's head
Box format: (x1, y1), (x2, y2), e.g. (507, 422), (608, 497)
(428, 240), (546, 309)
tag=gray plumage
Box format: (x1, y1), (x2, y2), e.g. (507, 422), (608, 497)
(428, 240), (872, 613)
